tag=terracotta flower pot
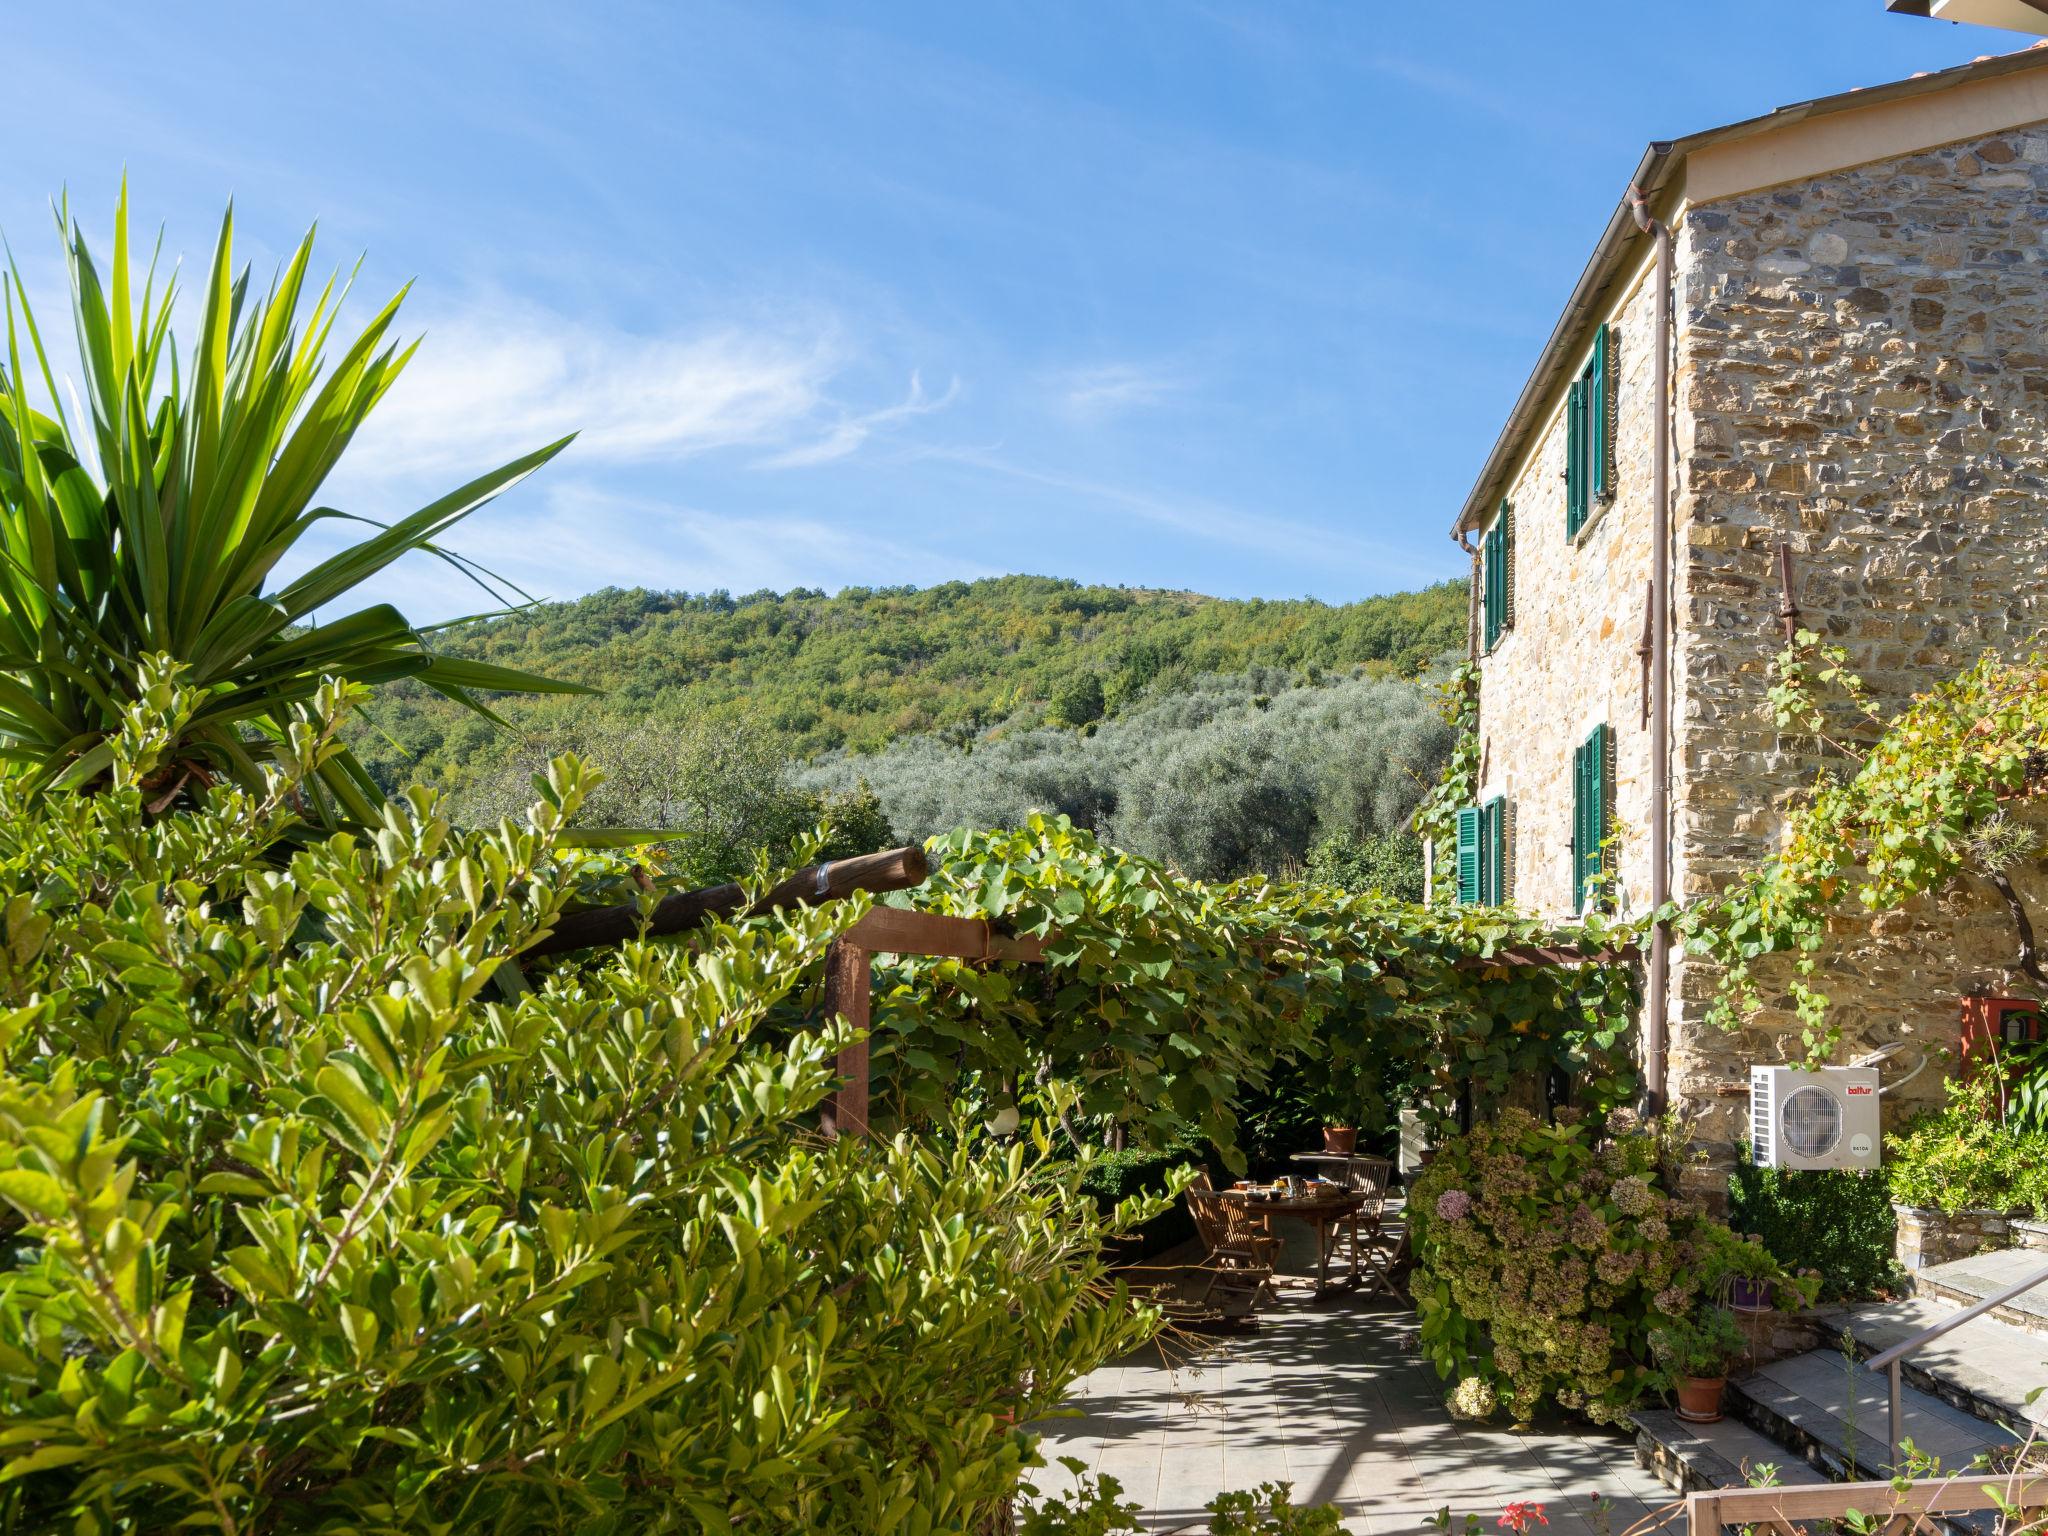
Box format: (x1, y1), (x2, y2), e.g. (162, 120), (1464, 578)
(1322, 1126), (1357, 1155)
(1674, 1375), (1726, 1424)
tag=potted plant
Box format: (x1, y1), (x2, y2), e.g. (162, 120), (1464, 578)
(1705, 1228), (1792, 1313)
(1887, 1075), (2030, 1270)
(1650, 1305), (1748, 1424)
(1312, 1064), (1368, 1156)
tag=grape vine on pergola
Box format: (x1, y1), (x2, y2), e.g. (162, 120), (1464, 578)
(519, 819), (1646, 1156)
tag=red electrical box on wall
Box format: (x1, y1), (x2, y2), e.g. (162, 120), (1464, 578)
(1961, 995), (2043, 1108)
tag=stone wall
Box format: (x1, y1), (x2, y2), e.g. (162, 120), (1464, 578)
(1473, 251), (1665, 921)
(1894, 1204), (2013, 1273)
(1669, 122), (2048, 1184)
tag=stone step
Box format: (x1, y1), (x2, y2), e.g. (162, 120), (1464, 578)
(1633, 1407), (1829, 1495)
(1911, 1247), (2048, 1338)
(1727, 1347), (2022, 1485)
(1838, 1298), (2048, 1435)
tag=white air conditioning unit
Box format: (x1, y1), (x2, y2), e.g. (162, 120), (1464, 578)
(1751, 1065), (1882, 1170)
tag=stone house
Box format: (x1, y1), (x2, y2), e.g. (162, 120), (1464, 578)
(1447, 46), (2048, 1186)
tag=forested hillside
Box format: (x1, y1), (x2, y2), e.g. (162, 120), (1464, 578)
(353, 575), (1467, 790)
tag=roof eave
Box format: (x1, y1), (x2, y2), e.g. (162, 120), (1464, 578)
(1450, 140), (1676, 538)
(1447, 45), (2048, 538)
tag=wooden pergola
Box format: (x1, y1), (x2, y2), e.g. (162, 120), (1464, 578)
(521, 845), (1047, 1137)
(520, 844), (1637, 1136)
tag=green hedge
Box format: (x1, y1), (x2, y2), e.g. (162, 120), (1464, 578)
(1729, 1151), (1900, 1302)
(1079, 1143), (1206, 1205)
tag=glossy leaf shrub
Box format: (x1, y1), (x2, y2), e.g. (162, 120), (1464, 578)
(1885, 1073), (2048, 1218)
(0, 672), (1159, 1533)
(1018, 1470), (1342, 1535)
(1408, 1109), (1753, 1424)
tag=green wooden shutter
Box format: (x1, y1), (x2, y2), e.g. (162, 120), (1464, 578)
(1589, 723), (1609, 905)
(1480, 797), (1506, 906)
(1587, 734), (1602, 911)
(1501, 798), (1515, 904)
(1570, 740), (1587, 913)
(1565, 380), (1586, 537)
(1456, 806), (1481, 905)
(1483, 515), (1504, 650)
(1503, 501), (1515, 629)
(1572, 724), (1611, 913)
(1591, 324), (1612, 502)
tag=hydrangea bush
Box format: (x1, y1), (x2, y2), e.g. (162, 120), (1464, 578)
(1409, 1109), (1742, 1424)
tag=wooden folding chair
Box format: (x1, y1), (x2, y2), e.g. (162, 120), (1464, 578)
(1329, 1155), (1401, 1296)
(1184, 1173), (1281, 1292)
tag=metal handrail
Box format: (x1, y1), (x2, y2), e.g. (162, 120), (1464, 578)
(1864, 1257), (2048, 1467)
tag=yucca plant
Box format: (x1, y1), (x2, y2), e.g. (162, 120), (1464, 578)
(0, 184), (589, 824)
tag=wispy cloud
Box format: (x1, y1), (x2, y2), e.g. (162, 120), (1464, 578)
(755, 370), (960, 469)
(340, 295), (953, 483)
(1052, 361), (1192, 423)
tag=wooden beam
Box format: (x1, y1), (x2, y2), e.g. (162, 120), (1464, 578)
(819, 941), (873, 1139)
(522, 845), (929, 958)
(839, 905), (1048, 962)
(1690, 1475), (2048, 1529)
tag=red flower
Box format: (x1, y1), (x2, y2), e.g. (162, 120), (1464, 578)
(1499, 1502), (1549, 1534)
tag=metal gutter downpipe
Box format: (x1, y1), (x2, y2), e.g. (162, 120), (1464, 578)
(1453, 528), (1480, 663)
(1628, 184), (1672, 1115)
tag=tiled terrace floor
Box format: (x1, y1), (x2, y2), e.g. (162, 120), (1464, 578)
(1032, 1223), (1679, 1535)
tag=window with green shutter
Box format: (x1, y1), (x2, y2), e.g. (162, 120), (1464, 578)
(1590, 323), (1613, 502)
(1566, 381), (1586, 537)
(1482, 502), (1513, 651)
(1565, 323), (1615, 539)
(1479, 796), (1508, 906)
(1571, 723), (1612, 914)
(1457, 799), (1510, 906)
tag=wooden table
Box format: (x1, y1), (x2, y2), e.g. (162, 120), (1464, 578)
(1287, 1153), (1404, 1296)
(1217, 1189), (1366, 1295)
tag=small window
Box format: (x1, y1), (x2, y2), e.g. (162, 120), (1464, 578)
(1456, 797), (1511, 906)
(1571, 723), (1613, 914)
(1482, 502), (1514, 651)
(1480, 796), (1508, 906)
(1565, 324), (1615, 539)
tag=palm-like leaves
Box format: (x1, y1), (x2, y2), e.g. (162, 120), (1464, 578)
(0, 184), (588, 822)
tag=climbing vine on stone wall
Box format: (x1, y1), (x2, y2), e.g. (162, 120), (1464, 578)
(1679, 639), (2048, 1063)
(1411, 662), (1481, 900)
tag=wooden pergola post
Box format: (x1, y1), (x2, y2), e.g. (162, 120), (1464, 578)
(818, 907), (1049, 1140)
(819, 940), (873, 1139)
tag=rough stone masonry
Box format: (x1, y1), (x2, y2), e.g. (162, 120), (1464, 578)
(1475, 121), (2048, 1195)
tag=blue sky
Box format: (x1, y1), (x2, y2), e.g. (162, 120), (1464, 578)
(2, 0), (2013, 618)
